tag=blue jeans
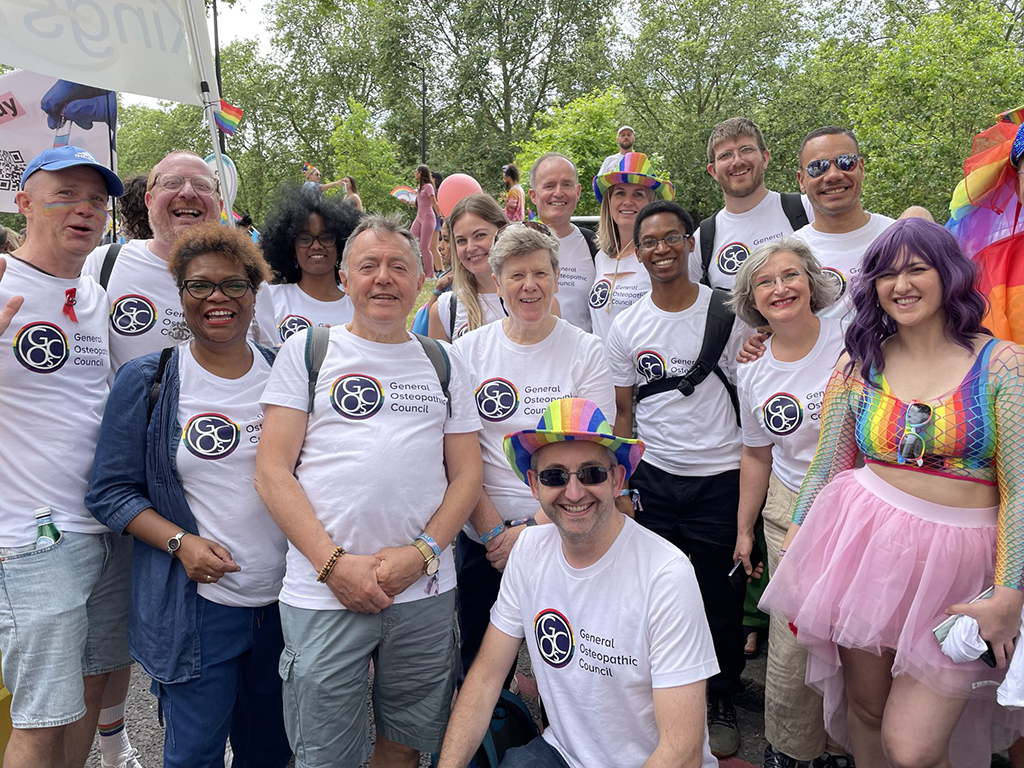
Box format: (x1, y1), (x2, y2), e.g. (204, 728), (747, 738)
(499, 737), (571, 768)
(153, 598), (291, 768)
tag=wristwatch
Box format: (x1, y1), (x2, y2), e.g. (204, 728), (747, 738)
(412, 539), (440, 576)
(166, 530), (187, 557)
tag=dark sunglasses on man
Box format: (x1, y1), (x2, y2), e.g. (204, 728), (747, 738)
(804, 153), (860, 179)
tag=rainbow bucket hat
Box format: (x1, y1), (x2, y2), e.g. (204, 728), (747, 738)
(503, 398), (645, 485)
(592, 152), (674, 204)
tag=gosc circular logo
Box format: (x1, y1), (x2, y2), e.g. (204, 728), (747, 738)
(13, 321), (69, 373)
(183, 413), (240, 459)
(475, 377), (519, 422)
(110, 295), (157, 337)
(534, 609), (574, 669)
(330, 374), (384, 419)
(278, 315), (312, 342)
(635, 350), (666, 383)
(716, 242), (750, 276)
(588, 279), (612, 309)
(821, 267), (847, 300)
(762, 392), (803, 436)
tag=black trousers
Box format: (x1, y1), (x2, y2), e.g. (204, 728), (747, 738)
(455, 532), (516, 688)
(631, 461), (745, 695)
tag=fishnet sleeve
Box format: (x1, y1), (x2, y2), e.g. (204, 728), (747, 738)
(791, 368), (860, 525)
(991, 344), (1024, 591)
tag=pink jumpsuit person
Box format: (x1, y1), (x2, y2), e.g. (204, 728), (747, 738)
(412, 180), (438, 277)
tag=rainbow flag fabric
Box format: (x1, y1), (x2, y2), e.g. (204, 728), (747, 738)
(215, 100), (244, 136)
(946, 107), (1024, 343)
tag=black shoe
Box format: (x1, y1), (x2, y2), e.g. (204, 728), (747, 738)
(707, 694), (740, 758)
(763, 743), (802, 767)
(811, 753), (856, 768)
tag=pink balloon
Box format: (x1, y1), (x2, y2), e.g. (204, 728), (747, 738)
(437, 174), (483, 218)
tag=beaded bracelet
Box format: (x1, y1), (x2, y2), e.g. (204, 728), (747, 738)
(316, 546), (346, 583)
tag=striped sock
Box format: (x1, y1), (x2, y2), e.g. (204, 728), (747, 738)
(97, 700), (131, 765)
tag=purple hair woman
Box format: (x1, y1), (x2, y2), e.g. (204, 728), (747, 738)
(760, 218), (1024, 766)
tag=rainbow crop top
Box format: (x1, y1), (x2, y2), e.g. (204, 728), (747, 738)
(791, 339), (1024, 590)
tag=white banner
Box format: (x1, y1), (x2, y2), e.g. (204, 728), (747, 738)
(0, 69), (116, 213)
(0, 0), (219, 107)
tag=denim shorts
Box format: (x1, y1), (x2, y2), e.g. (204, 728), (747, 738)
(0, 530), (132, 728)
(278, 589), (458, 768)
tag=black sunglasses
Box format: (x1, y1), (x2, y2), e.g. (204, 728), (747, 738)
(295, 233), (337, 248)
(536, 465), (611, 487)
(804, 153), (860, 178)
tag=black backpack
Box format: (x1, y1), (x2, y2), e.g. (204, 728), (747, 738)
(98, 242), (123, 289)
(635, 288), (740, 425)
(468, 689), (540, 767)
(302, 326), (452, 417)
(579, 226), (599, 262)
(699, 192), (808, 287)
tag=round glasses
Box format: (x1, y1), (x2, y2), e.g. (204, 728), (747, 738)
(896, 402), (932, 467)
(151, 173), (219, 196)
(295, 233), (337, 248)
(181, 279), (253, 299)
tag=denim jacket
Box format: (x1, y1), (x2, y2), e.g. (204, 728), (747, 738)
(85, 344), (275, 684)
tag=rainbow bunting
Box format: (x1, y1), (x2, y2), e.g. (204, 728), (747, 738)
(215, 100), (243, 136)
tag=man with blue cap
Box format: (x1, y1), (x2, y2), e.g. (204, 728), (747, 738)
(0, 147), (139, 768)
(438, 398), (719, 768)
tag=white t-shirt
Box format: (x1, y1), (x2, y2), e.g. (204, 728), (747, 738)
(176, 342), (287, 607)
(455, 319), (614, 541)
(435, 290), (505, 341)
(254, 283), (354, 346)
(491, 518), (719, 768)
(736, 319), (845, 493)
(606, 287), (746, 476)
(260, 325), (481, 609)
(793, 213), (896, 323)
(588, 249), (651, 342)
(82, 239), (189, 372)
(688, 191), (815, 290)
(0, 256), (110, 546)
(556, 226), (596, 332)
(600, 152), (625, 174)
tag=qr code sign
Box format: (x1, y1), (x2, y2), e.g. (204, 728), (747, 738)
(0, 149), (26, 192)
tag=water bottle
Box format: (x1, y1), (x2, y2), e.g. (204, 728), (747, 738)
(34, 507), (61, 549)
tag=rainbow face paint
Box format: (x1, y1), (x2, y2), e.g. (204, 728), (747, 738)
(42, 198), (108, 217)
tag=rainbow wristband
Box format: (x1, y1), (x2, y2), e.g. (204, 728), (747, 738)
(480, 523), (506, 544)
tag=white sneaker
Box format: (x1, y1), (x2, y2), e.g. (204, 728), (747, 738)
(102, 748), (143, 768)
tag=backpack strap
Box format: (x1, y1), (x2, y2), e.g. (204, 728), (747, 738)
(448, 292), (458, 340)
(636, 288), (741, 425)
(698, 213), (717, 287)
(578, 226), (600, 263)
(413, 333), (452, 418)
(147, 347), (174, 420)
(303, 327), (331, 414)
(780, 192), (810, 232)
(99, 243), (122, 290)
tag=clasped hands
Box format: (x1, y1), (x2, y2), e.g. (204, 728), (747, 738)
(325, 545), (427, 614)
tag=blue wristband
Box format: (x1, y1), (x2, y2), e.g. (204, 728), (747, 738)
(480, 523), (506, 544)
(415, 533), (441, 557)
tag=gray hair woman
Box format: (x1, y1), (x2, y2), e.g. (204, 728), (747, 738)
(728, 236), (844, 767)
(451, 221), (616, 680)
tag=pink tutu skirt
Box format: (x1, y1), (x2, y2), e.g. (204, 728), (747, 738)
(759, 466), (1023, 765)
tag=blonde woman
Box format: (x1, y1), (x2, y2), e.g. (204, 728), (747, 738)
(588, 153), (674, 341)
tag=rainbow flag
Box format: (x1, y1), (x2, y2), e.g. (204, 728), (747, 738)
(946, 107), (1024, 343)
(215, 100), (243, 136)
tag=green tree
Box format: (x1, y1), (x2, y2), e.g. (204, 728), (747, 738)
(328, 99), (405, 215)
(514, 87), (626, 216)
(619, 0), (803, 219)
(849, 3), (1024, 220)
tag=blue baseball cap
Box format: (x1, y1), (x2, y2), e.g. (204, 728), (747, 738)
(20, 146), (123, 197)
